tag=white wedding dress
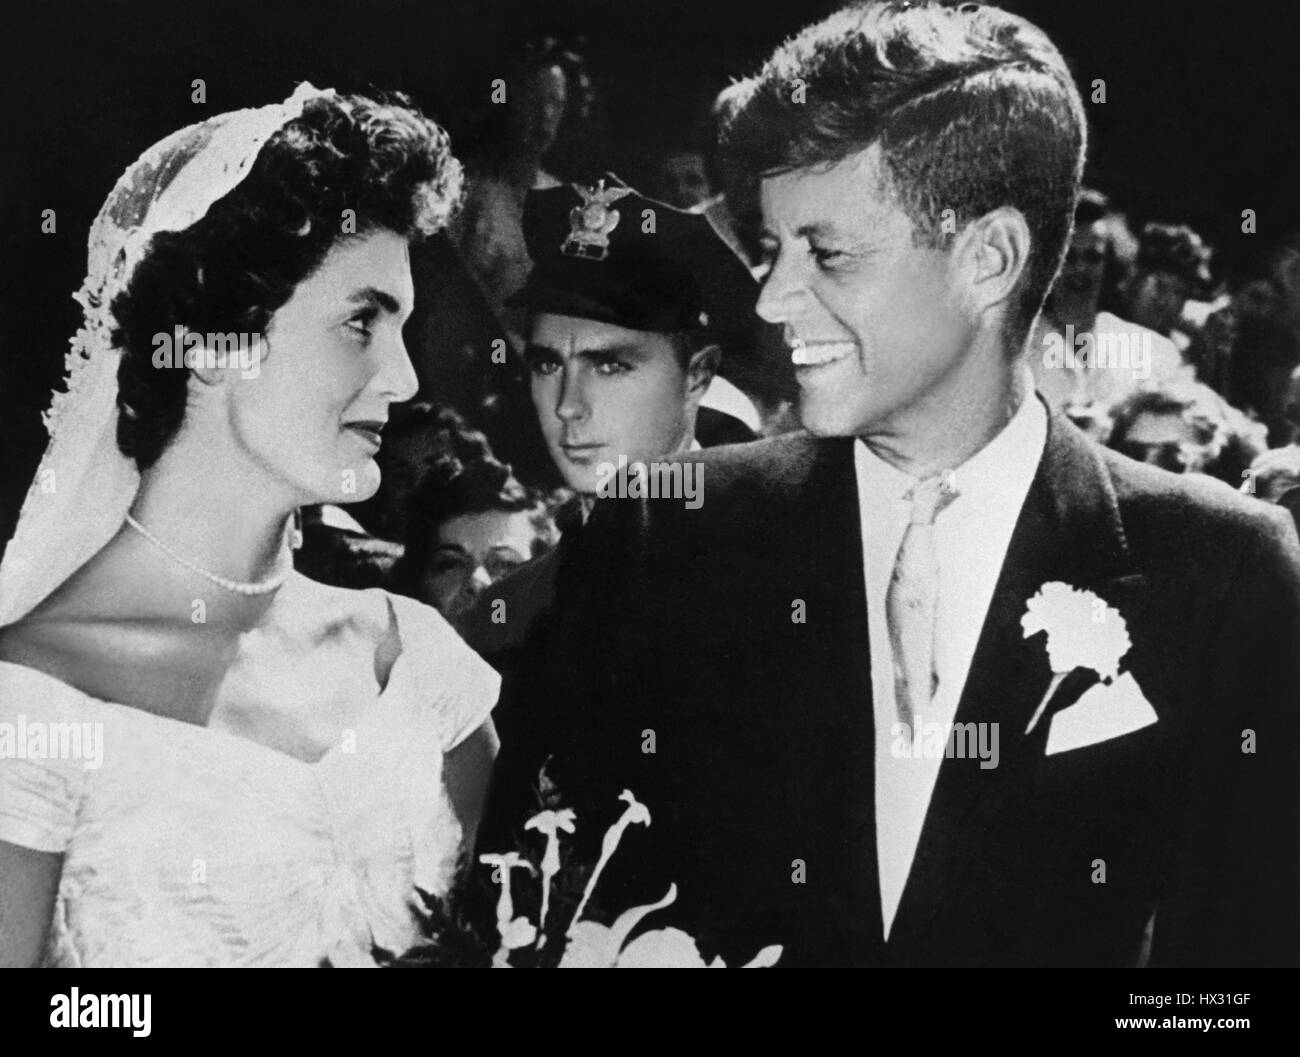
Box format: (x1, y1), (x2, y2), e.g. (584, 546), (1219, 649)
(0, 591), (498, 967)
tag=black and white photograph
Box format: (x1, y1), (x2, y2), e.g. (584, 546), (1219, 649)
(1, 0), (1297, 1027)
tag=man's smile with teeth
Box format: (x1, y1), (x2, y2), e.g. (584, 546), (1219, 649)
(789, 335), (859, 367)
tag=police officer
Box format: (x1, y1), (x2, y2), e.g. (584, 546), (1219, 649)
(460, 175), (772, 662)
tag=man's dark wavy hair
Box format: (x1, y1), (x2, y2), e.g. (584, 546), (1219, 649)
(111, 91), (464, 470)
(718, 0), (1087, 343)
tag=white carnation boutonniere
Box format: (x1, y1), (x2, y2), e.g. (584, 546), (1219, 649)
(1020, 582), (1157, 750)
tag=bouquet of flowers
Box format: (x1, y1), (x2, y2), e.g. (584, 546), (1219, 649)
(379, 780), (782, 968)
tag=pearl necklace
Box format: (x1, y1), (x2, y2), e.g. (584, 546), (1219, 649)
(124, 513), (295, 596)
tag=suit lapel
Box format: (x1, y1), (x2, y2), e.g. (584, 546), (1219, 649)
(811, 438), (883, 956)
(756, 435), (883, 958)
(886, 409), (1141, 954)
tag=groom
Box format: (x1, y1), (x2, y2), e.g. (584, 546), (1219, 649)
(478, 1), (1300, 966)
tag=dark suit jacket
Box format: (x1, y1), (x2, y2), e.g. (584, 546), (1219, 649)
(1280, 485), (1300, 536)
(473, 408), (1300, 967)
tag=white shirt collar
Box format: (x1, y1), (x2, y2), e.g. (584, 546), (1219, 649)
(943, 391), (1047, 517)
(855, 392), (1047, 516)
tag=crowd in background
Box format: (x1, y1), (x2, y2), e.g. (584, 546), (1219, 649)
(295, 32), (1300, 624)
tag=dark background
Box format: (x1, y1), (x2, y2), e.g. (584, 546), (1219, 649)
(4, 0), (1299, 541)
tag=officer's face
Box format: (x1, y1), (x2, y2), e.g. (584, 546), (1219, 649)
(526, 314), (698, 494)
(756, 144), (976, 439)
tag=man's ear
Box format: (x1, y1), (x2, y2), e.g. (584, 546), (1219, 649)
(952, 207), (1032, 317)
(686, 343), (721, 398)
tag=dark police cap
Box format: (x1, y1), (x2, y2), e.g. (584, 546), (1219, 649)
(507, 174), (760, 351)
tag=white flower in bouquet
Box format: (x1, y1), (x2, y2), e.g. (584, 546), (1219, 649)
(479, 851), (537, 963)
(568, 789), (650, 930)
(477, 786), (784, 968)
(559, 884), (783, 968)
(524, 807), (576, 945)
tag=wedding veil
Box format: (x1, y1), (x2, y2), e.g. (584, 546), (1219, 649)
(0, 83), (335, 627)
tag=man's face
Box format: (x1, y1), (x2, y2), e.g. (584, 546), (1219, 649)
(756, 145), (974, 439)
(526, 313), (696, 494)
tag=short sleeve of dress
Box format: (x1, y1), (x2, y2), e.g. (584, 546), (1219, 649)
(0, 664), (93, 854)
(384, 593), (501, 752)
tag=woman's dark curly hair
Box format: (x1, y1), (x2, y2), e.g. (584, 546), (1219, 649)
(392, 407), (560, 599)
(111, 91), (464, 470)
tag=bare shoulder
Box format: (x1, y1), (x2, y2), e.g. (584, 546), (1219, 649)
(0, 535), (179, 680)
(0, 602), (134, 673)
(0, 573), (407, 703)
(284, 573), (396, 640)
(0, 609), (215, 706)
(281, 573), (403, 680)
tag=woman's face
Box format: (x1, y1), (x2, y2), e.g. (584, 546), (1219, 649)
(421, 509), (545, 619)
(511, 63), (568, 156)
(1055, 221), (1109, 311)
(224, 230), (420, 506)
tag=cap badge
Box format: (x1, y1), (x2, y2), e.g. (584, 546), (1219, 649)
(562, 180), (634, 261)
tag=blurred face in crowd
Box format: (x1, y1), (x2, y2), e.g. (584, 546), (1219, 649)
(511, 62), (568, 158)
(1063, 404), (1113, 445)
(1115, 410), (1211, 474)
(659, 151), (714, 209)
(422, 509), (545, 620)
(526, 313), (709, 494)
(1127, 269), (1191, 335)
(379, 426), (441, 534)
(1054, 220), (1109, 318)
(755, 144), (990, 441)
(1234, 278), (1280, 319)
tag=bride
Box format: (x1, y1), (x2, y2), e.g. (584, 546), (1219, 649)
(0, 85), (499, 966)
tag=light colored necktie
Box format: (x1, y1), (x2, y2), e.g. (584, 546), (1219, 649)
(887, 474), (957, 732)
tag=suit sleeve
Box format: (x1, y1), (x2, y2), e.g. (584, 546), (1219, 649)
(1153, 506), (1300, 966)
